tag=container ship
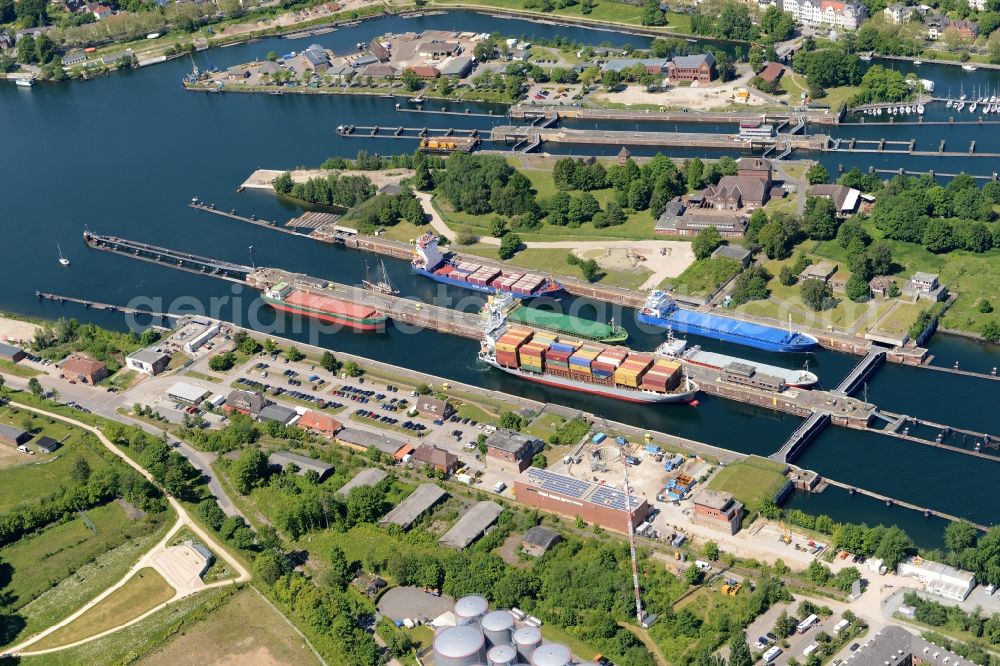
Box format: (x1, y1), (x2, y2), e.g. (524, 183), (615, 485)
(638, 290), (818, 353)
(656, 334), (819, 389)
(486, 293), (628, 344)
(261, 281), (387, 332)
(479, 301), (698, 404)
(412, 233), (562, 299)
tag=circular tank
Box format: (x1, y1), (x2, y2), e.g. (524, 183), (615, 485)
(512, 626), (542, 662)
(530, 643), (572, 666)
(488, 644), (519, 666)
(454, 595), (490, 626)
(481, 610), (516, 647)
(434, 625), (487, 666)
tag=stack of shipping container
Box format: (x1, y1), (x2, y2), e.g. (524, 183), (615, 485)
(613, 354), (653, 388)
(494, 327), (534, 368)
(544, 341), (577, 372)
(640, 358), (683, 392)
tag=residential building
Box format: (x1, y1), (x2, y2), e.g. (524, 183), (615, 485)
(844, 625), (970, 666)
(0, 342), (25, 362)
(412, 444), (459, 474)
(926, 14), (978, 39)
(781, 0), (868, 30)
(897, 557), (976, 601)
(868, 276), (896, 298)
(521, 526), (562, 556)
(59, 354), (108, 385)
(0, 32), (12, 50)
(415, 395), (453, 418)
(617, 146), (631, 165)
(125, 348), (171, 376)
(737, 157), (774, 185)
(224, 389), (269, 416)
(485, 429), (543, 472)
(692, 489), (744, 535)
(297, 410), (342, 439)
(0, 424), (29, 446)
(656, 203), (749, 237)
(904, 272), (947, 301)
(167, 382), (212, 406)
(268, 450), (334, 480)
(86, 2), (112, 19)
(711, 244), (752, 267)
(514, 467), (651, 533)
(666, 53), (716, 83)
(35, 436), (60, 454)
(799, 260), (838, 283)
(702, 175), (770, 209)
(969, 0), (986, 10)
(883, 2), (915, 23)
(808, 183), (861, 214)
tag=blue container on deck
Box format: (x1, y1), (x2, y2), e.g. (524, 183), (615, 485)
(645, 444), (660, 455)
(592, 432), (606, 444)
(550, 343), (575, 353)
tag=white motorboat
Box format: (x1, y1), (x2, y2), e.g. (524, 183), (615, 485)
(962, 65), (978, 71)
(917, 104), (924, 114)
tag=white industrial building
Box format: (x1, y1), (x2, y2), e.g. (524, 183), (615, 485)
(167, 381), (212, 406)
(897, 557), (976, 601)
(183, 322), (221, 353)
(125, 348), (171, 375)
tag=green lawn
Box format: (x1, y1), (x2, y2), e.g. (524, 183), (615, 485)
(184, 370), (222, 383)
(869, 301), (925, 338)
(0, 503), (167, 619)
(9, 509), (174, 644)
(668, 257), (742, 296)
(461, 246), (652, 290)
(104, 369), (140, 391)
(811, 234), (1000, 335)
(454, 401), (498, 425)
(0, 358), (40, 378)
(429, 0), (692, 32)
(707, 456), (789, 509)
(525, 412), (566, 442)
(652, 585), (759, 663)
(31, 567), (176, 650)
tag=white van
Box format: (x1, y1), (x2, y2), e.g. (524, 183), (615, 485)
(762, 646), (782, 663)
(695, 560), (712, 571)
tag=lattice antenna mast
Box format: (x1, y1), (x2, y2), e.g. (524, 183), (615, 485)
(604, 418), (643, 625)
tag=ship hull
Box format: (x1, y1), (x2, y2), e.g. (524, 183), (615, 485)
(263, 297), (386, 332)
(413, 267), (562, 299)
(483, 358), (697, 404)
(638, 312), (817, 353)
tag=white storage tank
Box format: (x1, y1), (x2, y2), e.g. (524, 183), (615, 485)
(481, 610), (516, 647)
(513, 626), (542, 662)
(530, 643), (572, 666)
(488, 644), (519, 666)
(455, 595), (490, 626)
(434, 625), (487, 666)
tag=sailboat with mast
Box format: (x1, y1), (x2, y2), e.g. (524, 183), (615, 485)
(362, 259), (398, 295)
(58, 245), (70, 266)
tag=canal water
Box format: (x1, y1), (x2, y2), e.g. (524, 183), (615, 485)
(1, 10), (997, 543)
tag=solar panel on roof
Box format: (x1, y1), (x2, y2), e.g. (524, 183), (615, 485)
(524, 467), (592, 499)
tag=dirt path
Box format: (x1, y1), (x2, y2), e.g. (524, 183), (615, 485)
(2, 404), (250, 658)
(618, 621), (669, 666)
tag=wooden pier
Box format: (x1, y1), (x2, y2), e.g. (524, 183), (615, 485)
(188, 199), (303, 235)
(83, 232), (252, 283)
(35, 292), (177, 320)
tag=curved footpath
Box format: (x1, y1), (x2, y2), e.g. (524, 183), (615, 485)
(1, 403), (250, 658)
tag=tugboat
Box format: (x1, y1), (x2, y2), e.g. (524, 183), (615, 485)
(362, 259), (398, 295)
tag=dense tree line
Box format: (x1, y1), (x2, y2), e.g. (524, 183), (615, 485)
(104, 423), (204, 501)
(904, 592), (1000, 661)
(344, 192), (426, 234)
(850, 65), (916, 105)
(791, 47), (863, 96)
(272, 171), (376, 208)
(437, 153), (538, 217)
(783, 509), (915, 569)
(31, 317), (158, 373)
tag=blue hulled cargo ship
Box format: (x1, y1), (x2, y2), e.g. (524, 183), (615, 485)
(638, 291), (818, 353)
(411, 233), (562, 298)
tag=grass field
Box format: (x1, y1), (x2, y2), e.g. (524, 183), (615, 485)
(183, 370), (222, 383)
(9, 511), (173, 644)
(430, 0), (693, 32)
(454, 401), (498, 425)
(0, 358), (40, 378)
(653, 585), (754, 663)
(668, 257), (742, 296)
(31, 567), (175, 650)
(0, 503), (167, 619)
(0, 414), (98, 508)
(461, 246), (653, 290)
(525, 412), (566, 442)
(19, 587), (234, 666)
(139, 587), (321, 666)
(869, 301), (925, 337)
(811, 235), (1000, 335)
(707, 456), (788, 509)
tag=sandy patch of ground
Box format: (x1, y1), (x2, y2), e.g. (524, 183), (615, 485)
(572, 240), (695, 289)
(593, 75), (771, 111)
(213, 645), (286, 666)
(0, 442), (30, 470)
(0, 315), (40, 344)
(242, 168), (414, 190)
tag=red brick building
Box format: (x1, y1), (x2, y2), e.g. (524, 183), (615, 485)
(692, 490), (744, 535)
(60, 354), (108, 385)
(485, 429), (543, 472)
(298, 411), (343, 439)
(514, 467), (650, 533)
(666, 53), (716, 83)
(412, 444), (459, 475)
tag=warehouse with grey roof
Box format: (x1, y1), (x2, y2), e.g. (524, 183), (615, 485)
(380, 483), (448, 530)
(439, 501), (503, 549)
(338, 468), (387, 496)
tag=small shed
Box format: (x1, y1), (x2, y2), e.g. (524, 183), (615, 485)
(710, 244), (752, 267)
(0, 424), (30, 446)
(268, 450), (334, 480)
(35, 436), (60, 454)
(0, 342), (26, 362)
(521, 526), (562, 557)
